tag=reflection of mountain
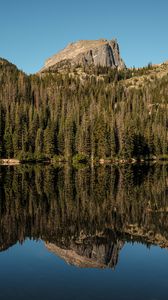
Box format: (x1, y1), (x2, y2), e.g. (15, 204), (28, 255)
(0, 164), (168, 268)
(46, 234), (124, 269)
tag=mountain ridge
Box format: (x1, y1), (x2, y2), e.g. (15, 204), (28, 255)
(40, 38), (126, 72)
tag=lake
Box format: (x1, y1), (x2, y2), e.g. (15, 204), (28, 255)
(0, 163), (168, 300)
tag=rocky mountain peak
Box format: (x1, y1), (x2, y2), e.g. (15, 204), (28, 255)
(40, 38), (126, 72)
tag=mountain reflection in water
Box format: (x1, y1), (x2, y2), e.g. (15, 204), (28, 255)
(0, 163), (168, 269)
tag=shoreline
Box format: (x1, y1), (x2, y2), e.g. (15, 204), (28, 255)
(0, 157), (168, 166)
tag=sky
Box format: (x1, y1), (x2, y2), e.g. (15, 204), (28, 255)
(0, 0), (168, 74)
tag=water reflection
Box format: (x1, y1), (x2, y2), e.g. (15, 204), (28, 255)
(0, 163), (168, 269)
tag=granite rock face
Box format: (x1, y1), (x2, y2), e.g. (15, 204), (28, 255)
(41, 39), (125, 72)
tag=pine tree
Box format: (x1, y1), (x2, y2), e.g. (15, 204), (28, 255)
(44, 126), (56, 158)
(35, 128), (44, 157)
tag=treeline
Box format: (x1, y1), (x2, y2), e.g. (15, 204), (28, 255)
(0, 58), (167, 161)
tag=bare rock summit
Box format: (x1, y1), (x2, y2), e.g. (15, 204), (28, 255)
(40, 38), (125, 72)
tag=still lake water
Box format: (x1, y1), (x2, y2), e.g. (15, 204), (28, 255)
(0, 163), (168, 300)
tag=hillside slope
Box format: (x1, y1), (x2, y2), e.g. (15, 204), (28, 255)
(0, 53), (168, 161)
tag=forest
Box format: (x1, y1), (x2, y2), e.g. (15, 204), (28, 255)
(0, 58), (168, 162)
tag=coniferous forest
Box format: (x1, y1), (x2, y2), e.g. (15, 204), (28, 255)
(0, 58), (168, 162)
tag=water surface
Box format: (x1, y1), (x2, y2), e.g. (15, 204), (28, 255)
(0, 164), (168, 299)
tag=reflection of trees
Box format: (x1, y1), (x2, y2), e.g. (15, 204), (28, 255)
(0, 164), (168, 268)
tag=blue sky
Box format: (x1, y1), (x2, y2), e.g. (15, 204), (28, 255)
(0, 0), (168, 74)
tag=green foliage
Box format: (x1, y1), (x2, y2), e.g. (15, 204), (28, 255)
(44, 126), (56, 158)
(72, 153), (88, 164)
(52, 154), (65, 162)
(16, 151), (35, 161)
(0, 61), (167, 161)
